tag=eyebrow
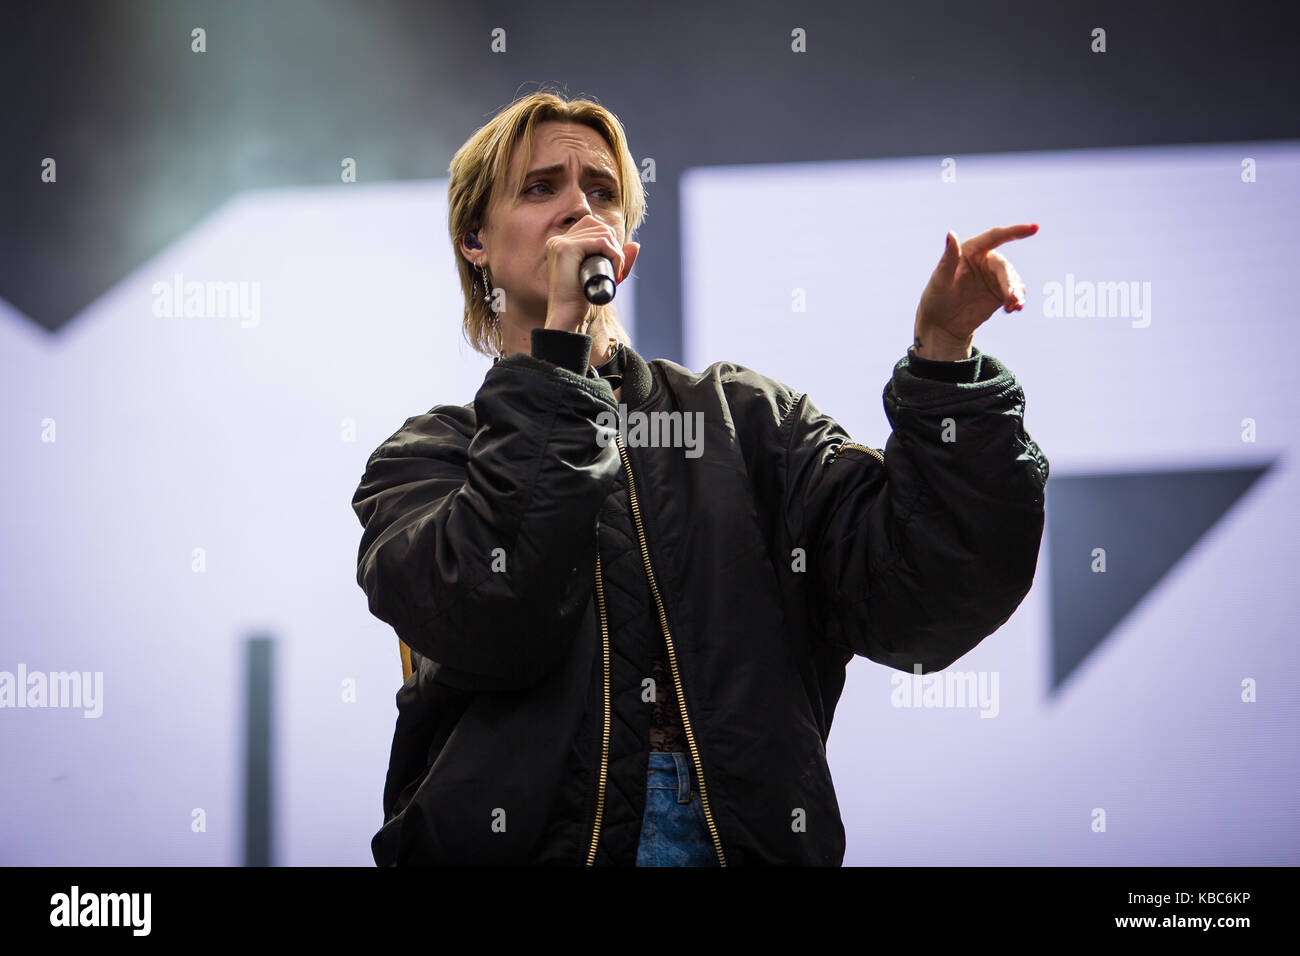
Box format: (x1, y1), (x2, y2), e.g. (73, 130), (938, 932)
(522, 163), (619, 188)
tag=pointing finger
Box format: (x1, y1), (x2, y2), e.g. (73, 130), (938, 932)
(964, 223), (1039, 258)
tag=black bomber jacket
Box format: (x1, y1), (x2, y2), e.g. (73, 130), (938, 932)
(351, 327), (1050, 865)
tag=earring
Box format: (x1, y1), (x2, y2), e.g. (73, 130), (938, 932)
(476, 262), (504, 357)
(476, 263), (498, 326)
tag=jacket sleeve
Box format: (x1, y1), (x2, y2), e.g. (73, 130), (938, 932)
(351, 328), (622, 691)
(781, 345), (1049, 673)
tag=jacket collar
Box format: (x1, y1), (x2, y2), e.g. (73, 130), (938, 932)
(600, 341), (653, 409)
(490, 339), (654, 409)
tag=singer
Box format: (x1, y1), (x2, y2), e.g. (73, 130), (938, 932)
(351, 89), (1049, 866)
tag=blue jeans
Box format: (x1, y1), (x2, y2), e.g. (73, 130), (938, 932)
(635, 752), (720, 866)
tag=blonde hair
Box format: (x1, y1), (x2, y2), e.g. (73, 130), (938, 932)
(448, 86), (647, 359)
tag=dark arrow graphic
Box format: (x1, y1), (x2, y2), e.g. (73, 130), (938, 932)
(1046, 462), (1276, 695)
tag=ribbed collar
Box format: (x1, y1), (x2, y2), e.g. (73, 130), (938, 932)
(491, 338), (654, 409)
(600, 340), (653, 409)
(589, 341), (626, 387)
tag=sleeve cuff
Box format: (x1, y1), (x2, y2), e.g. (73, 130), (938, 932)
(904, 345), (983, 384)
(530, 328), (593, 376)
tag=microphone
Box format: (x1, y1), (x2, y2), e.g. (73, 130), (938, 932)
(580, 255), (617, 305)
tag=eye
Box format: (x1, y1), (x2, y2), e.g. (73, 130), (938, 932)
(525, 181), (618, 202)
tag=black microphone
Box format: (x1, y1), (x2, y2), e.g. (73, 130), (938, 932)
(580, 255), (617, 305)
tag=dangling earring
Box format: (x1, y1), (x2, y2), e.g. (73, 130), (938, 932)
(477, 262), (503, 357)
(476, 263), (495, 312)
(477, 263), (499, 327)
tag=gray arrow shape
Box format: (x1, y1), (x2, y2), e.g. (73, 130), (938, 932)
(1047, 462), (1276, 694)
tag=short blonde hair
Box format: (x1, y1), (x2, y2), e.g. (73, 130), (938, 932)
(448, 87), (647, 358)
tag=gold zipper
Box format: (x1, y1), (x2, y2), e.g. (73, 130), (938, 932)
(614, 431), (727, 866)
(585, 547), (612, 866)
(583, 433), (881, 863)
(829, 441), (885, 466)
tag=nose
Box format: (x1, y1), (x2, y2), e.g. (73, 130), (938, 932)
(560, 181), (594, 227)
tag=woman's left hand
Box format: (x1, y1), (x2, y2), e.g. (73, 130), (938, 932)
(913, 223), (1039, 360)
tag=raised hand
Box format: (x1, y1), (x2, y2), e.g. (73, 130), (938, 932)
(913, 223), (1038, 360)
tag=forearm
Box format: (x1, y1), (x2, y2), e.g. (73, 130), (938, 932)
(354, 353), (620, 688)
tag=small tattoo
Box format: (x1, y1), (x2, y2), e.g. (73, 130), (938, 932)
(913, 335), (923, 353)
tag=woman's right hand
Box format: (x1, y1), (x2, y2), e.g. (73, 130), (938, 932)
(544, 215), (635, 333)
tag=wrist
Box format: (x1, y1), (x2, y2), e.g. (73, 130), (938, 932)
(912, 327), (972, 362)
(530, 326), (593, 375)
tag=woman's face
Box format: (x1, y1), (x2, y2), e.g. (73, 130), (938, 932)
(465, 121), (627, 321)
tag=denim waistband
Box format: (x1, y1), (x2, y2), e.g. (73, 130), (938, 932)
(646, 751), (697, 801)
